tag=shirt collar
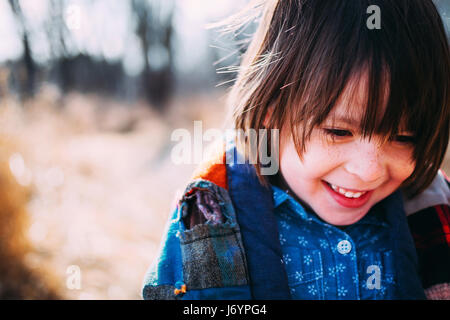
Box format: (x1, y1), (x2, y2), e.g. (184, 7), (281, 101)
(271, 184), (389, 228)
(271, 184), (315, 222)
(353, 204), (389, 228)
(272, 184), (291, 208)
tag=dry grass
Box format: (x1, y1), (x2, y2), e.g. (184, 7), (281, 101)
(0, 86), (228, 299)
(0, 136), (60, 299)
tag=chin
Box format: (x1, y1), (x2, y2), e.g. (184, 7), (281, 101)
(317, 207), (369, 226)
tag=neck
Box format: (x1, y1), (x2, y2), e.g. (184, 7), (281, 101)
(269, 172), (315, 213)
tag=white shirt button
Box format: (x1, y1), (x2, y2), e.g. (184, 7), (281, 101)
(337, 240), (352, 254)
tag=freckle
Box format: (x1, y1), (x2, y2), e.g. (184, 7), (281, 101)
(328, 147), (340, 159)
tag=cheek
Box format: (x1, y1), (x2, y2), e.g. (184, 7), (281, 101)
(279, 142), (304, 176)
(392, 161), (416, 186)
(386, 147), (416, 183)
(279, 138), (338, 180)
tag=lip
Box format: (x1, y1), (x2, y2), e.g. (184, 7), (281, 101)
(322, 180), (374, 208)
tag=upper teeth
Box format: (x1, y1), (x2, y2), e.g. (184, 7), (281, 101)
(330, 183), (367, 198)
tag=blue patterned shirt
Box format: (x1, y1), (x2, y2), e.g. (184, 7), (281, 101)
(272, 185), (397, 300)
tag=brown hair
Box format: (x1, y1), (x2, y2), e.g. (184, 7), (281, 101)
(225, 0), (450, 198)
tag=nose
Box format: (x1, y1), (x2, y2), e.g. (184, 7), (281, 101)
(344, 139), (387, 185)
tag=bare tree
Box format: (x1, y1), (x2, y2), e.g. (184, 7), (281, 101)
(7, 0), (36, 98)
(131, 0), (175, 108)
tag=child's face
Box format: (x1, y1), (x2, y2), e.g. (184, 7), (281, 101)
(279, 79), (416, 226)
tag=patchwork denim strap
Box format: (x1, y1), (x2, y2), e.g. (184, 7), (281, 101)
(225, 142), (291, 299)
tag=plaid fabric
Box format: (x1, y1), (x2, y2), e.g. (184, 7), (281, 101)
(180, 224), (249, 289)
(142, 284), (180, 300)
(424, 283), (450, 300)
(178, 179), (249, 290)
(407, 204), (450, 290)
(406, 170), (450, 299)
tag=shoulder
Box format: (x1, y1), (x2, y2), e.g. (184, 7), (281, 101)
(142, 143), (251, 299)
(405, 170), (450, 236)
(405, 170), (450, 300)
(181, 142), (232, 228)
(190, 142), (228, 190)
(402, 170), (450, 216)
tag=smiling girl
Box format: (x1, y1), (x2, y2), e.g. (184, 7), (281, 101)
(143, 0), (450, 300)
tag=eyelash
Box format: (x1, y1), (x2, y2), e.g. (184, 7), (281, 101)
(391, 135), (416, 144)
(323, 128), (416, 144)
(323, 128), (352, 138)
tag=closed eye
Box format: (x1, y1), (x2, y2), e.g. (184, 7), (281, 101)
(323, 128), (353, 137)
(392, 135), (416, 144)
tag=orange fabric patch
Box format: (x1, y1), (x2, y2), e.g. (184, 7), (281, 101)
(191, 144), (228, 190)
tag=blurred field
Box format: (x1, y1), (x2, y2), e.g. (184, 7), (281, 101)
(0, 85), (229, 299)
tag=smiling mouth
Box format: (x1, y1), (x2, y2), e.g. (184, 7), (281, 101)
(327, 182), (369, 199)
(322, 181), (374, 208)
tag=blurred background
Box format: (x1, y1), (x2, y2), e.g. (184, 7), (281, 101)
(0, 0), (449, 300)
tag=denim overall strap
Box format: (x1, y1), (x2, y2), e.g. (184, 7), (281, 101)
(225, 143), (291, 299)
(382, 190), (426, 299)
